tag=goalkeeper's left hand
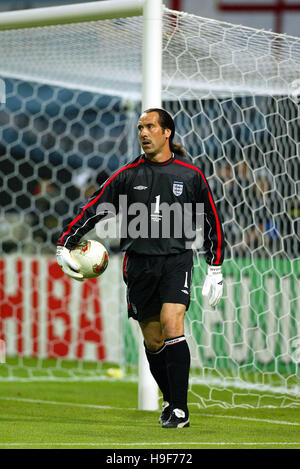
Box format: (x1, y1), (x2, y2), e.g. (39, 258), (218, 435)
(202, 265), (223, 307)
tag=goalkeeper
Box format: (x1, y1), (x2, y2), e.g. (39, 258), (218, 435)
(57, 108), (225, 428)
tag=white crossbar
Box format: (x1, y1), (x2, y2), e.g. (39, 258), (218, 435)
(0, 0), (144, 30)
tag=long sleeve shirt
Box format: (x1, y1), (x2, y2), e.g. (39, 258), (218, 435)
(57, 153), (225, 265)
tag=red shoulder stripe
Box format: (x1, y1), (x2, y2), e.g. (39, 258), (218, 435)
(59, 158), (144, 245)
(174, 159), (222, 265)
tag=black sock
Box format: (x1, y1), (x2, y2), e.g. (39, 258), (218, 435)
(165, 336), (190, 417)
(144, 343), (171, 403)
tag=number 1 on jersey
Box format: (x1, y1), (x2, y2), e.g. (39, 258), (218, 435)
(154, 195), (160, 214)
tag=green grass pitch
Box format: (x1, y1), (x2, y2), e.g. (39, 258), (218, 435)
(0, 380), (300, 449)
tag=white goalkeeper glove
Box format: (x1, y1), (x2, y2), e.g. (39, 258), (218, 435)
(56, 246), (84, 281)
(202, 265), (223, 307)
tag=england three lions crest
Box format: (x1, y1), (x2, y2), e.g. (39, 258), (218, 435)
(173, 181), (184, 196)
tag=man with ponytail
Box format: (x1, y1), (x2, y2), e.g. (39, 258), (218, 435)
(56, 108), (225, 428)
(143, 107), (187, 158)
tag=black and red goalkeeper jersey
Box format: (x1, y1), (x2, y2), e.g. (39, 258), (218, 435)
(57, 154), (225, 266)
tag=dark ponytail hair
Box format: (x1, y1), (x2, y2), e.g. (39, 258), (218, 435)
(143, 108), (186, 157)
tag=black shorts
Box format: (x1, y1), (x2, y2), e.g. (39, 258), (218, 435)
(123, 250), (194, 322)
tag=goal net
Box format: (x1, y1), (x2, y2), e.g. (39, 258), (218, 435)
(0, 2), (299, 408)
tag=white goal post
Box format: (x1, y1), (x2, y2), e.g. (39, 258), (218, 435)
(0, 0), (299, 411)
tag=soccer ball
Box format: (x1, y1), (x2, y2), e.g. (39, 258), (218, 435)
(70, 240), (109, 279)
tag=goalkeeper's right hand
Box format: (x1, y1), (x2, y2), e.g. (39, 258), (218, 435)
(56, 245), (84, 281)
